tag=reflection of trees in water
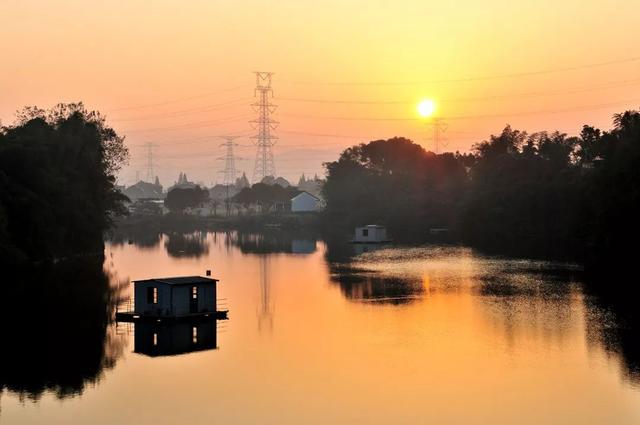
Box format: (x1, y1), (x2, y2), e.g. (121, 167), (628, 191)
(323, 237), (356, 265)
(475, 267), (640, 386)
(475, 270), (581, 350)
(227, 230), (317, 255)
(164, 232), (209, 258)
(0, 259), (127, 401)
(325, 239), (423, 304)
(107, 226), (162, 249)
(326, 238), (640, 385)
(331, 272), (424, 304)
(583, 286), (640, 386)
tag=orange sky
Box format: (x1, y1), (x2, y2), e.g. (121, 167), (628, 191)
(1, 0), (639, 185)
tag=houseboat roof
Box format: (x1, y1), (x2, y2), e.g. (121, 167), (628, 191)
(133, 276), (219, 286)
(359, 224), (386, 229)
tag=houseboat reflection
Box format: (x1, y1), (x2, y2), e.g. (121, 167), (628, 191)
(134, 320), (218, 357)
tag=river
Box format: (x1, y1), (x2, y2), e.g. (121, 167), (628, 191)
(1, 230), (638, 424)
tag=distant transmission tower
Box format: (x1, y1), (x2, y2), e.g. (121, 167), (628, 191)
(426, 118), (448, 154)
(218, 136), (241, 185)
(250, 72), (278, 182)
(143, 142), (158, 182)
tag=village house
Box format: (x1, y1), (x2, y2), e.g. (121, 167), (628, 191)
(291, 191), (321, 212)
(122, 179), (164, 202)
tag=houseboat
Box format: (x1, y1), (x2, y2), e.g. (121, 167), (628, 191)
(116, 276), (228, 322)
(352, 225), (392, 243)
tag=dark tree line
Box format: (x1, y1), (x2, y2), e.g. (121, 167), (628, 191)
(0, 103), (129, 264)
(322, 110), (640, 269)
(232, 182), (299, 212)
(165, 186), (209, 213)
(461, 126), (584, 258)
(322, 137), (468, 240)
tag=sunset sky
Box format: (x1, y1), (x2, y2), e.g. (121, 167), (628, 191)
(1, 0), (639, 186)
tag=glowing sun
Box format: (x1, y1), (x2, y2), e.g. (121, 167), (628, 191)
(417, 99), (436, 117)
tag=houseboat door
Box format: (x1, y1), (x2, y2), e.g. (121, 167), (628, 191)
(190, 286), (198, 314)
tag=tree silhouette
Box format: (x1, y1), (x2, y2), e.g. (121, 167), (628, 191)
(0, 103), (129, 264)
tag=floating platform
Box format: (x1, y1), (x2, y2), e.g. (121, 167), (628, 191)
(115, 310), (228, 323)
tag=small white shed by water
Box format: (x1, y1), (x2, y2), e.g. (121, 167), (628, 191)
(352, 225), (391, 243)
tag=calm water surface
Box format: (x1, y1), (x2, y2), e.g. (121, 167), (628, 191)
(1, 231), (639, 424)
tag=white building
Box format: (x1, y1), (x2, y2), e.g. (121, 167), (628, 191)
(291, 191), (321, 213)
(352, 225), (391, 243)
(133, 276), (218, 317)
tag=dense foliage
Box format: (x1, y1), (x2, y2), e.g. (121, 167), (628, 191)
(323, 110), (640, 266)
(0, 103), (129, 264)
(322, 137), (468, 240)
(461, 127), (584, 257)
(232, 182), (299, 212)
(165, 186), (209, 213)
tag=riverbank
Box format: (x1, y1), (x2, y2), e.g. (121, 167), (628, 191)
(111, 213), (322, 235)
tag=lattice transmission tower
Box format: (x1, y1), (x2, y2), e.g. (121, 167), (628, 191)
(143, 142), (158, 182)
(426, 118), (448, 154)
(217, 136), (242, 185)
(250, 72), (278, 182)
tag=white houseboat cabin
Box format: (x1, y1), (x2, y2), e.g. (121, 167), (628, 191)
(352, 225), (392, 243)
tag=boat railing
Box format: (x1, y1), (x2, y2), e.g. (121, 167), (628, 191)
(117, 298), (134, 314)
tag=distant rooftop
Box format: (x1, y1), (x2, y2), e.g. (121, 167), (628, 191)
(292, 191), (320, 200)
(133, 276), (218, 285)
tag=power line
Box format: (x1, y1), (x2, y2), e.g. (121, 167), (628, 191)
(276, 77), (640, 105)
(106, 84), (250, 112)
(278, 129), (367, 139)
(131, 152), (338, 161)
(250, 72), (278, 182)
(128, 132), (252, 148)
(279, 97), (640, 122)
(128, 125), (586, 162)
(285, 55), (640, 86)
(109, 98), (251, 122)
(122, 114), (252, 134)
(125, 98), (632, 157)
(98, 59), (638, 118)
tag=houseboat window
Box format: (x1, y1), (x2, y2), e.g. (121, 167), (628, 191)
(362, 228), (368, 237)
(192, 286), (198, 299)
(153, 333), (158, 346)
(192, 326), (198, 344)
(147, 287), (158, 304)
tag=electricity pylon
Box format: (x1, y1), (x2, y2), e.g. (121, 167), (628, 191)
(143, 142), (158, 182)
(218, 136), (241, 186)
(426, 118), (448, 154)
(250, 72), (278, 182)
